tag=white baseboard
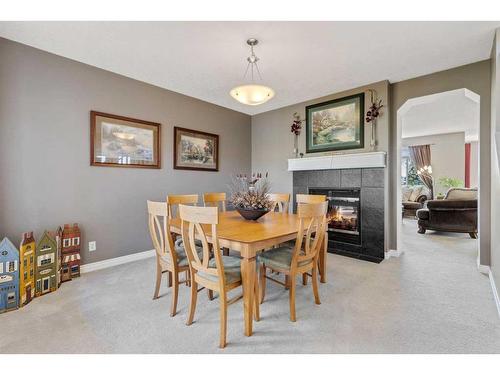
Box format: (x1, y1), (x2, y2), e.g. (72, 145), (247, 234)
(477, 257), (490, 275)
(80, 249), (155, 274)
(489, 269), (500, 318)
(385, 249), (404, 259)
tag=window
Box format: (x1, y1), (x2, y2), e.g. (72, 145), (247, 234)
(30, 269), (34, 277)
(401, 156), (421, 186)
(30, 256), (34, 264)
(41, 245), (52, 252)
(41, 258), (51, 266)
(37, 254), (54, 267)
(24, 272), (28, 281)
(8, 261), (17, 272)
(0, 263), (3, 273)
(24, 259), (28, 267)
(72, 237), (80, 246)
(63, 239), (71, 248)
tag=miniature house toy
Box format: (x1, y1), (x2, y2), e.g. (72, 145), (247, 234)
(19, 232), (36, 306)
(61, 223), (81, 282)
(50, 227), (63, 286)
(35, 231), (58, 296)
(0, 237), (20, 313)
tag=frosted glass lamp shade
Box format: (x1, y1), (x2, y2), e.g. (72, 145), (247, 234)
(230, 84), (275, 106)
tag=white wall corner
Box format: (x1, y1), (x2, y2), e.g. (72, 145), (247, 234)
(80, 249), (155, 274)
(385, 249), (404, 259)
(477, 256), (490, 275)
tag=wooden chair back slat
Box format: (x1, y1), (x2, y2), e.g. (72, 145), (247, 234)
(293, 201), (328, 266)
(179, 205), (226, 284)
(166, 194), (199, 218)
(268, 193), (290, 213)
(203, 192), (227, 211)
(296, 194), (326, 204)
(147, 200), (178, 265)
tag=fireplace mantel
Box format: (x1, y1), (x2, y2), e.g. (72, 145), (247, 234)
(288, 151), (386, 171)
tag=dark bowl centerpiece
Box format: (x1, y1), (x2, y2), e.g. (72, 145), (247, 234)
(229, 172), (274, 221)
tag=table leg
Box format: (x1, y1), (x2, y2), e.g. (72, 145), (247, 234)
(241, 256), (256, 336)
(319, 233), (327, 283)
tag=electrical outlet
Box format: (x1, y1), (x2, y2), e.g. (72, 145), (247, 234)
(89, 241), (97, 252)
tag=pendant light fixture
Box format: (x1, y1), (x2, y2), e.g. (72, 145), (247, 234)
(230, 38), (275, 106)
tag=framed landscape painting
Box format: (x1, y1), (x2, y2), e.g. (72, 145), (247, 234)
(90, 111), (161, 168)
(174, 127), (219, 171)
(306, 93), (364, 153)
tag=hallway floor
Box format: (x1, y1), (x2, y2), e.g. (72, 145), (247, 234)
(1, 220), (499, 353)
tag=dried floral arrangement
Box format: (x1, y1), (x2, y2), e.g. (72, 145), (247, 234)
(229, 173), (274, 211)
(290, 112), (303, 135)
(365, 90), (384, 123)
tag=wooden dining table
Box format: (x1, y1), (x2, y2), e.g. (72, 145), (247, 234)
(169, 210), (327, 337)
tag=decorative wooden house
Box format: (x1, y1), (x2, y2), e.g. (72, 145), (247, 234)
(49, 227), (63, 287)
(19, 232), (36, 306)
(35, 231), (58, 296)
(0, 237), (19, 313)
(61, 223), (81, 282)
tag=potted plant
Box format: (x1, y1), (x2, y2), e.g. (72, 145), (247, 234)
(229, 173), (274, 220)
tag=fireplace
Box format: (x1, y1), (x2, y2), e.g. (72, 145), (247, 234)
(309, 188), (361, 245)
(293, 167), (385, 263)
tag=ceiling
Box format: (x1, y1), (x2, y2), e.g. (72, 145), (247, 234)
(0, 21), (498, 115)
(401, 89), (480, 142)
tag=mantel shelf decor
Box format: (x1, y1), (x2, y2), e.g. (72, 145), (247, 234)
(290, 112), (304, 158)
(365, 89), (384, 151)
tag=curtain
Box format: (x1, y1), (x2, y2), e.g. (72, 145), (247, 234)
(465, 143), (471, 188)
(408, 144), (433, 198)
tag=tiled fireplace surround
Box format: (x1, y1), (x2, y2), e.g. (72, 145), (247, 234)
(292, 168), (385, 262)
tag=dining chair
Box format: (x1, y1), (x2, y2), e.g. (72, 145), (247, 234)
(268, 193), (290, 213)
(147, 200), (200, 317)
(258, 201), (328, 322)
(295, 194), (327, 285)
(179, 204), (260, 348)
(203, 192), (229, 256)
(166, 194), (199, 218)
(203, 192), (227, 211)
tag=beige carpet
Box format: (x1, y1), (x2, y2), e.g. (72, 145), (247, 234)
(1, 219), (499, 353)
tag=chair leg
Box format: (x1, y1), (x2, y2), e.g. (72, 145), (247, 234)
(186, 280), (198, 325)
(289, 275), (296, 322)
(219, 292), (228, 348)
(222, 248), (229, 256)
(208, 289), (214, 300)
(312, 265), (321, 305)
(302, 273), (308, 286)
(259, 263), (266, 304)
(153, 262), (162, 300)
(170, 272), (179, 317)
(285, 275), (290, 290)
(186, 269), (191, 287)
(253, 273), (260, 321)
(167, 271), (172, 287)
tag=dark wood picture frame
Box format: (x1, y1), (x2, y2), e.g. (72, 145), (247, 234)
(305, 93), (365, 153)
(173, 126), (219, 172)
(90, 111), (161, 169)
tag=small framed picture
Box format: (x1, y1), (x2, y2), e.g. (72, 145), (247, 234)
(174, 127), (219, 172)
(306, 93), (365, 153)
(90, 111), (161, 168)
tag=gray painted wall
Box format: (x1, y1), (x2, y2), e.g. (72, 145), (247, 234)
(252, 81), (391, 250)
(0, 38), (251, 264)
(402, 132), (465, 196)
(389, 60), (492, 265)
